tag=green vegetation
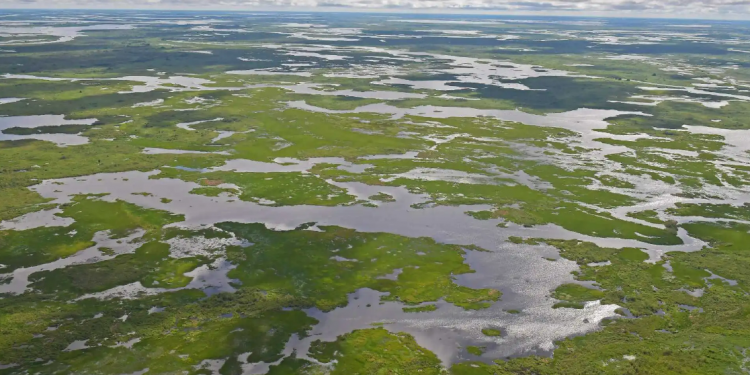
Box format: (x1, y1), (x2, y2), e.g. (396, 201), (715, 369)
(403, 304), (438, 313)
(626, 209), (662, 224)
(154, 168), (356, 206)
(309, 328), (443, 374)
(481, 328), (503, 337)
(28, 242), (204, 296)
(465, 222), (749, 374)
(217, 222), (500, 311)
(368, 192), (396, 202)
(2, 11), (749, 375)
(552, 283), (605, 309)
(467, 346), (485, 356)
(0, 196), (182, 273)
(667, 202), (750, 221)
(0, 188), (55, 221)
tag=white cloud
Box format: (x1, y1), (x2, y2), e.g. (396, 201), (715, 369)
(3, 0), (750, 18)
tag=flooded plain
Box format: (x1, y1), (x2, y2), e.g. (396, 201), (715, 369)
(2, 10), (750, 374)
(0, 115), (98, 145)
(8, 170), (631, 365)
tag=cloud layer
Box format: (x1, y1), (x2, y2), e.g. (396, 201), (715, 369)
(4, 0), (750, 18)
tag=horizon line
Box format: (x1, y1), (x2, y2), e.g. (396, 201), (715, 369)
(1, 6), (750, 21)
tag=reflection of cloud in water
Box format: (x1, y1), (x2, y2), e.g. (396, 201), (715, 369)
(0, 115), (97, 146)
(31, 170), (705, 263)
(211, 156), (373, 174)
(383, 168), (501, 185)
(0, 230), (146, 295)
(242, 82), (426, 100)
(250, 231), (618, 367)
(287, 100), (646, 134)
(141, 147), (231, 155)
(0, 97), (24, 105)
(2, 73), (238, 94)
(0, 24), (134, 46)
(74, 258), (238, 301)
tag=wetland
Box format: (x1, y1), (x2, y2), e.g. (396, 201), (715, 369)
(1, 10), (750, 375)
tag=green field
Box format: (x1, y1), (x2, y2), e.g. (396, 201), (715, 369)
(1, 10), (750, 375)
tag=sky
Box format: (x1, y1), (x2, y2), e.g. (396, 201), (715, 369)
(2, 0), (750, 19)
